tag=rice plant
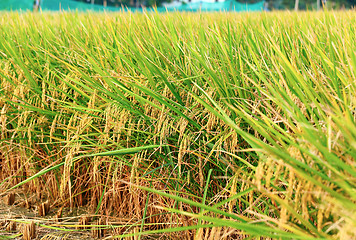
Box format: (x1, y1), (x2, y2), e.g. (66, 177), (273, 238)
(0, 10), (355, 239)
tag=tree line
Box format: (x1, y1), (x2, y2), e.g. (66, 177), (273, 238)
(74, 0), (356, 9)
(268, 0), (356, 10)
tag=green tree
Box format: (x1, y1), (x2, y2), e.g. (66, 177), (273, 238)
(76, 0), (356, 9)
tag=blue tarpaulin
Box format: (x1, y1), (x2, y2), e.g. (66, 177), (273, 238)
(0, 0), (265, 12)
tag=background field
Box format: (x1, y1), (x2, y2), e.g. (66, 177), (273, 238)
(0, 11), (355, 239)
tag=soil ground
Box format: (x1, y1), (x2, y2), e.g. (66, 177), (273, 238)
(0, 192), (97, 240)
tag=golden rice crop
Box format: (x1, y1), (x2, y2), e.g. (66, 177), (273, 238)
(0, 10), (355, 239)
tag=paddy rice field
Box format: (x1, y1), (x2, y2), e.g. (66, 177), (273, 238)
(0, 10), (355, 239)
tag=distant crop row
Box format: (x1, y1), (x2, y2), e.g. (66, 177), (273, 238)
(0, 11), (355, 239)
